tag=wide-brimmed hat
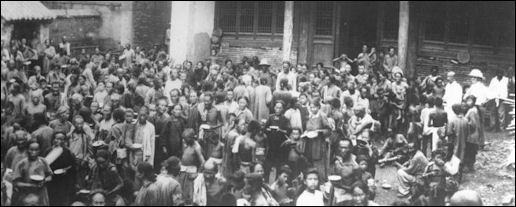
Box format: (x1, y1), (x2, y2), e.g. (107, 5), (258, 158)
(468, 69), (484, 79)
(258, 59), (270, 66)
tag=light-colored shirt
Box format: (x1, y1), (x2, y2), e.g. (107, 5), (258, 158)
(488, 76), (509, 106)
(296, 190), (324, 206)
(276, 71), (297, 91)
(464, 82), (489, 105)
(443, 81), (463, 106)
(135, 121), (156, 166)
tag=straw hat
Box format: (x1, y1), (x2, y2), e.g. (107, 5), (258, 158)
(468, 69), (484, 79)
(258, 59), (270, 66)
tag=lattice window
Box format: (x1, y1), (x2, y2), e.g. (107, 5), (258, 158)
(276, 2), (285, 33)
(315, 2), (333, 36)
(257, 2), (273, 33)
(218, 1), (237, 32)
(217, 1), (284, 36)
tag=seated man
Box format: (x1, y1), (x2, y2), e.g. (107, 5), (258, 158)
(395, 142), (429, 198)
(411, 149), (447, 205)
(378, 134), (409, 167)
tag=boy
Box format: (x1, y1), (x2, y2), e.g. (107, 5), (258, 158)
(296, 168), (324, 206)
(464, 96), (483, 172)
(356, 155), (376, 200)
(412, 149), (447, 206)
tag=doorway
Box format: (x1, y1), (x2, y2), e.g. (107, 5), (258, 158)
(12, 21), (40, 43)
(337, 2), (378, 60)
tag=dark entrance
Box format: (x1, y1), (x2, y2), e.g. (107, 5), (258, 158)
(12, 20), (40, 42)
(337, 2), (378, 60)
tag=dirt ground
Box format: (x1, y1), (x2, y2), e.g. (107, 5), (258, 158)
(372, 131), (516, 206)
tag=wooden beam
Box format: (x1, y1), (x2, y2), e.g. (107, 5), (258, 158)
(297, 2), (309, 64)
(283, 1), (294, 61)
(398, 1), (409, 73)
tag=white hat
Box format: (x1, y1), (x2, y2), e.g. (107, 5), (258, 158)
(447, 71), (456, 77)
(468, 69), (484, 79)
(258, 59), (270, 66)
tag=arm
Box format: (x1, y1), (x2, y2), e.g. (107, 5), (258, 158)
(195, 143), (206, 168)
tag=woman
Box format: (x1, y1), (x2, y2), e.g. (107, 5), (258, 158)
(304, 98), (331, 180)
(12, 140), (52, 206)
(236, 96), (254, 123)
(45, 131), (77, 206)
(224, 90), (239, 116)
(264, 101), (290, 169)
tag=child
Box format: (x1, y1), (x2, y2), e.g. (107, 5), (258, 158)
(296, 168), (324, 206)
(412, 149), (447, 206)
(356, 155), (376, 200)
(464, 96), (483, 172)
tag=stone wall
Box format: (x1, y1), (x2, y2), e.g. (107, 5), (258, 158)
(132, 1), (171, 50)
(218, 36), (298, 69)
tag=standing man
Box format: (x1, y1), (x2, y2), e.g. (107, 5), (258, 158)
(487, 69), (509, 132)
(382, 47), (398, 78)
(134, 106), (156, 166)
(442, 71), (463, 121)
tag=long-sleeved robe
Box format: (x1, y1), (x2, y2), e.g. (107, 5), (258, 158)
(253, 84), (273, 121)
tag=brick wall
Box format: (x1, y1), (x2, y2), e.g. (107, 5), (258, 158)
(218, 37), (298, 69)
(49, 17), (102, 51)
(132, 1), (171, 50)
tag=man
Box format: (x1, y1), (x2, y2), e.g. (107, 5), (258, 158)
(276, 61), (297, 92)
(162, 104), (187, 158)
(333, 139), (360, 205)
(119, 44), (134, 68)
(464, 69), (489, 106)
(270, 165), (294, 205)
(4, 130), (29, 170)
(421, 66), (441, 92)
(69, 115), (92, 189)
(148, 97), (170, 170)
(382, 47), (398, 76)
(30, 113), (54, 153)
(44, 82), (66, 113)
(199, 93), (223, 159)
(179, 129), (205, 204)
(442, 72), (463, 121)
(348, 106), (375, 146)
(395, 142), (429, 198)
(134, 106), (156, 166)
(488, 69), (509, 131)
(296, 168), (324, 206)
(155, 156), (184, 205)
(192, 160), (228, 206)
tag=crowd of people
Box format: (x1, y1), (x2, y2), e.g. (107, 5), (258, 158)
(1, 36), (514, 206)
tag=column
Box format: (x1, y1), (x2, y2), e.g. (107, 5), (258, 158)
(398, 1), (409, 73)
(282, 1), (294, 62)
(169, 1), (191, 63)
(169, 1), (215, 64)
(120, 1), (134, 45)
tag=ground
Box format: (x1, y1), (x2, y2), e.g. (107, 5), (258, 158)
(372, 131), (516, 206)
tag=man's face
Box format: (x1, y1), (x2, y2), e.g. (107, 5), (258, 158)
(304, 173), (319, 191)
(447, 75), (454, 83)
(102, 106), (111, 117)
(189, 92), (198, 104)
(74, 118), (84, 131)
(204, 96), (213, 108)
(389, 48), (395, 55)
(408, 143), (417, 155)
(290, 130), (300, 141)
(283, 63), (289, 72)
(32, 96), (40, 104)
(51, 84), (59, 94)
(339, 140), (351, 158)
(53, 133), (65, 147)
(15, 133), (26, 148)
(138, 108), (148, 123)
(125, 112), (134, 123)
(28, 143), (39, 158)
(96, 157), (108, 169)
(299, 95), (307, 105)
(158, 100), (168, 114)
(278, 172), (288, 184)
